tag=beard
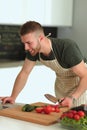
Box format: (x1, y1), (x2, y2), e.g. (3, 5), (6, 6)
(30, 49), (38, 56)
(29, 43), (41, 56)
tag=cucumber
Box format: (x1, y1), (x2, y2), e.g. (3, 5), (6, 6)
(22, 104), (40, 112)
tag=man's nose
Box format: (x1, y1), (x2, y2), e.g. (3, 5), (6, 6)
(25, 43), (29, 50)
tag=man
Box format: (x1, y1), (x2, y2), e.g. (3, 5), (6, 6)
(0, 21), (87, 108)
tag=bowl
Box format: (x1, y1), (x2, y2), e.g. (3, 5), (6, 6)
(59, 109), (87, 130)
(60, 117), (87, 130)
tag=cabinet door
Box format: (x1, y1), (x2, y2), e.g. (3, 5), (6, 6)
(0, 0), (73, 26)
(44, 0), (73, 26)
(0, 0), (45, 25)
(24, 0), (73, 26)
(24, 0), (45, 24)
(0, 0), (23, 24)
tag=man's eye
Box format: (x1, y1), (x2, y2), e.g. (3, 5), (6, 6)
(27, 42), (32, 44)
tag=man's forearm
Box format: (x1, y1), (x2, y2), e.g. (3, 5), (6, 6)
(72, 76), (87, 99)
(11, 71), (29, 100)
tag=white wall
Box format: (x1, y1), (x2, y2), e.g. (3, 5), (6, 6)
(0, 65), (56, 104)
(58, 0), (87, 58)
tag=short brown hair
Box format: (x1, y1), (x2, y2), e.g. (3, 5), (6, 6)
(20, 21), (44, 36)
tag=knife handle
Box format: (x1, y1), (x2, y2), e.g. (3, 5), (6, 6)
(58, 98), (65, 104)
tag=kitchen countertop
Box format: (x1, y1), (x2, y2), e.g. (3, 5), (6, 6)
(0, 102), (67, 130)
(0, 116), (67, 130)
(0, 60), (24, 68)
(0, 102), (69, 129)
(0, 60), (42, 68)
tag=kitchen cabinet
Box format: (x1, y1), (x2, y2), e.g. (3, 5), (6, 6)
(25, 0), (73, 26)
(44, 0), (73, 26)
(0, 0), (73, 26)
(0, 0), (23, 24)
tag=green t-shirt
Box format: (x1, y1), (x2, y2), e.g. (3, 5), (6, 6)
(26, 38), (84, 68)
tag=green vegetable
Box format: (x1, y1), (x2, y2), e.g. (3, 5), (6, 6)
(22, 104), (40, 112)
(61, 116), (87, 130)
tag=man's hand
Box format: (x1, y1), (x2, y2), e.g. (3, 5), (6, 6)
(60, 96), (74, 108)
(0, 96), (15, 104)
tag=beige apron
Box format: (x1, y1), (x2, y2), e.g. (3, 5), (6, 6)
(39, 46), (87, 106)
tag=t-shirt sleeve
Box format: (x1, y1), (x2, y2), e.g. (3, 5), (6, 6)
(26, 51), (39, 61)
(63, 42), (83, 68)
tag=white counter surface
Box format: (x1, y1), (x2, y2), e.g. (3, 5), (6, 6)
(0, 116), (67, 130)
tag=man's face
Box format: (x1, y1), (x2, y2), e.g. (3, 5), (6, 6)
(21, 32), (41, 56)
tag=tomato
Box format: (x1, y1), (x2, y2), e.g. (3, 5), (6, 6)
(60, 109), (85, 121)
(55, 107), (60, 113)
(60, 112), (68, 119)
(67, 112), (73, 118)
(35, 104), (61, 114)
(73, 114), (80, 120)
(50, 106), (56, 112)
(35, 107), (44, 113)
(52, 104), (60, 109)
(70, 110), (77, 114)
(43, 105), (52, 114)
(77, 110), (85, 117)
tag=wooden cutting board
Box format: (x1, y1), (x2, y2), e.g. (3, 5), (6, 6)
(0, 102), (69, 126)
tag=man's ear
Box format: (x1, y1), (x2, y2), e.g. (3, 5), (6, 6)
(39, 35), (44, 42)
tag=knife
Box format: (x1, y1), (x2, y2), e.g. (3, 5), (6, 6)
(0, 101), (9, 110)
(44, 94), (64, 104)
(0, 101), (24, 110)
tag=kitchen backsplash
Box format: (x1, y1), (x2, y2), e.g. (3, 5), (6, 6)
(0, 25), (58, 62)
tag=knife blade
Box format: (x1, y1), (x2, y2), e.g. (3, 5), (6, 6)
(44, 94), (64, 104)
(0, 102), (24, 110)
(0, 102), (9, 110)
